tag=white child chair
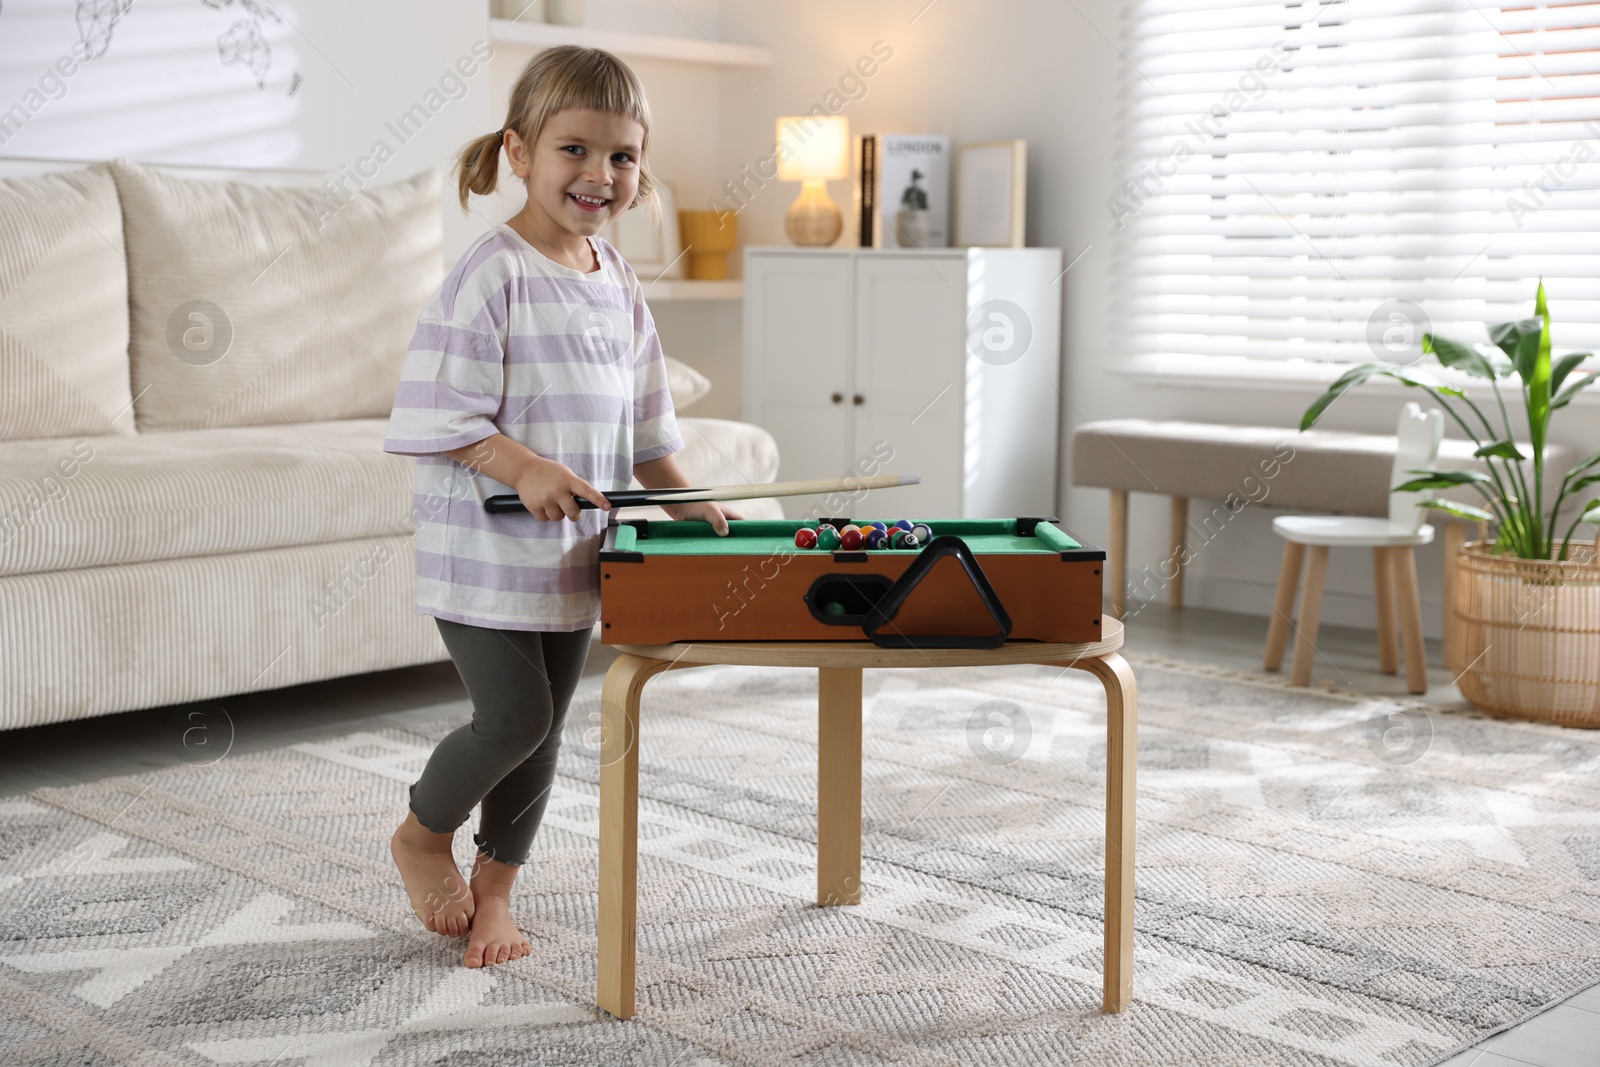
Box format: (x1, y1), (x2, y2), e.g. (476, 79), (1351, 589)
(1263, 401), (1443, 693)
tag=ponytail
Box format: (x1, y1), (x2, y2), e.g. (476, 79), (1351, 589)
(456, 129), (506, 213)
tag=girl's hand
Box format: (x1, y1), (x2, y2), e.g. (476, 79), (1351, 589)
(665, 501), (742, 535)
(513, 455), (611, 521)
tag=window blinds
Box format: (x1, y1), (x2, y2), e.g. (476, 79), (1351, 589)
(1112, 0), (1600, 371)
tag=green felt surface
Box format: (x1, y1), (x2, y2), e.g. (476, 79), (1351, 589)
(611, 518), (1082, 556)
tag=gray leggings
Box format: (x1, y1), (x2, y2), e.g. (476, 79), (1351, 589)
(408, 617), (593, 866)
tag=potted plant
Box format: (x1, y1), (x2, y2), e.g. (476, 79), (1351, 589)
(1301, 281), (1600, 725)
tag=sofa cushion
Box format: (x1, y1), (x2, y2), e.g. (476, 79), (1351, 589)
(664, 355), (712, 409)
(0, 419), (412, 578)
(111, 159), (443, 432)
(0, 164), (134, 441)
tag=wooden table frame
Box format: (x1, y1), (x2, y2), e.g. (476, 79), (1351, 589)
(595, 618), (1137, 1019)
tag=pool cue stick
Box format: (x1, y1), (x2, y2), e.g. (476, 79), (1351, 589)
(483, 473), (920, 514)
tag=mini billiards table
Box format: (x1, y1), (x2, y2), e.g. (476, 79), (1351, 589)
(598, 516), (1105, 646)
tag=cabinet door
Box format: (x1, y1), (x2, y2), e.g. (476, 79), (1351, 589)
(852, 254), (967, 518)
(744, 252), (854, 519)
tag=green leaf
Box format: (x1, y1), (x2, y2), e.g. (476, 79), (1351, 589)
(1299, 364), (1448, 430)
(1551, 352), (1592, 396)
(1564, 450), (1600, 480)
(1422, 499), (1494, 522)
(1424, 333), (1499, 379)
(1552, 370), (1596, 410)
(1474, 439), (1526, 461)
(1301, 364), (1381, 430)
(1488, 316), (1543, 378)
(1567, 472), (1600, 496)
(1584, 505), (1600, 525)
(1395, 469), (1494, 492)
(1528, 283), (1553, 490)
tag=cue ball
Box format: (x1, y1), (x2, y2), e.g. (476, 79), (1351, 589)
(817, 526), (841, 551)
(794, 528), (818, 549)
(839, 524), (863, 549)
(823, 601), (847, 616)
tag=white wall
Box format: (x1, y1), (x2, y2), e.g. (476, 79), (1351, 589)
(1, 0), (491, 265)
(710, 0), (1600, 638)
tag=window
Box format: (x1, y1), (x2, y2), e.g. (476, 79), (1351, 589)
(1112, 0), (1600, 379)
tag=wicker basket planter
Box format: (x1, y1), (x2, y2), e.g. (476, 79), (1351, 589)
(1454, 540), (1600, 726)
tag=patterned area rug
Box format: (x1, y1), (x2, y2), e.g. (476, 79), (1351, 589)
(4, 654), (1600, 1066)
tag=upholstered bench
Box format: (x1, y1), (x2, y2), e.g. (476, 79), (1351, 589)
(1069, 419), (1576, 666)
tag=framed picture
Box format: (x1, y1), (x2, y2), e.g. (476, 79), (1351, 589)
(955, 140), (1027, 248)
(606, 181), (684, 279)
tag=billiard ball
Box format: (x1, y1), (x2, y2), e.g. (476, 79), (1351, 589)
(794, 527), (818, 549)
(910, 523), (933, 543)
(887, 529), (908, 549)
(900, 531), (921, 549)
(822, 601), (847, 616)
(817, 526), (841, 551)
(893, 519), (914, 532)
(867, 520), (889, 534)
(839, 524), (863, 550)
(864, 528), (887, 550)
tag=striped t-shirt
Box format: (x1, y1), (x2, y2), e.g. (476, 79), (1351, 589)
(382, 223), (682, 632)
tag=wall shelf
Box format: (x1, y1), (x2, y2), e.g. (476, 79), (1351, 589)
(641, 279), (743, 301)
(489, 19), (771, 68)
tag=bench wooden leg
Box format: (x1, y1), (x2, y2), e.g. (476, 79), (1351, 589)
(1168, 496), (1188, 611)
(817, 667), (863, 906)
(1065, 652), (1137, 1014)
(597, 653), (675, 1021)
(1289, 545), (1329, 687)
(1373, 546), (1399, 675)
(1109, 490), (1128, 619)
(1394, 545), (1429, 694)
(1263, 540), (1304, 672)
(1441, 522), (1466, 671)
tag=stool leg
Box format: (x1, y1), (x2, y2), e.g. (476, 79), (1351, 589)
(817, 667), (863, 906)
(1264, 540), (1305, 672)
(1168, 496), (1189, 611)
(1394, 545), (1429, 694)
(1289, 545), (1329, 687)
(1068, 652), (1137, 1014)
(597, 653), (673, 1020)
(1109, 490), (1128, 619)
(1441, 523), (1466, 671)
(1373, 546), (1399, 675)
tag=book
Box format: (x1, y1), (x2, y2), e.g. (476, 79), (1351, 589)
(868, 134), (950, 249)
(856, 134), (877, 247)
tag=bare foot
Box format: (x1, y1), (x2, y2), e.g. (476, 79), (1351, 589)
(389, 811), (474, 936)
(464, 852), (533, 968)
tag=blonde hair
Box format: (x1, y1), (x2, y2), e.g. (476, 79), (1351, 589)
(455, 46), (655, 216)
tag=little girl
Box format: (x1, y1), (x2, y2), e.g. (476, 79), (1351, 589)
(381, 45), (736, 969)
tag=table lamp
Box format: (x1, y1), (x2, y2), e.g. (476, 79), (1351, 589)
(776, 115), (848, 246)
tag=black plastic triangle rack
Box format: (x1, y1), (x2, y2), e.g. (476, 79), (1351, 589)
(861, 535), (1013, 649)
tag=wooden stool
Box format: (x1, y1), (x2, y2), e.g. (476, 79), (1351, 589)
(595, 619), (1138, 1019)
(1262, 403), (1442, 694)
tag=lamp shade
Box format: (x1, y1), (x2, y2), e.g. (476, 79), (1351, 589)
(776, 116), (849, 182)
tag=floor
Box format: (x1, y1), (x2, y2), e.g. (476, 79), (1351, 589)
(3, 603), (1597, 1067)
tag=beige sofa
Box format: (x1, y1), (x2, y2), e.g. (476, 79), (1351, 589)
(0, 160), (779, 731)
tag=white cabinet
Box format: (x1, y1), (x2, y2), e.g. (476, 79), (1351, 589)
(743, 247), (1062, 520)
